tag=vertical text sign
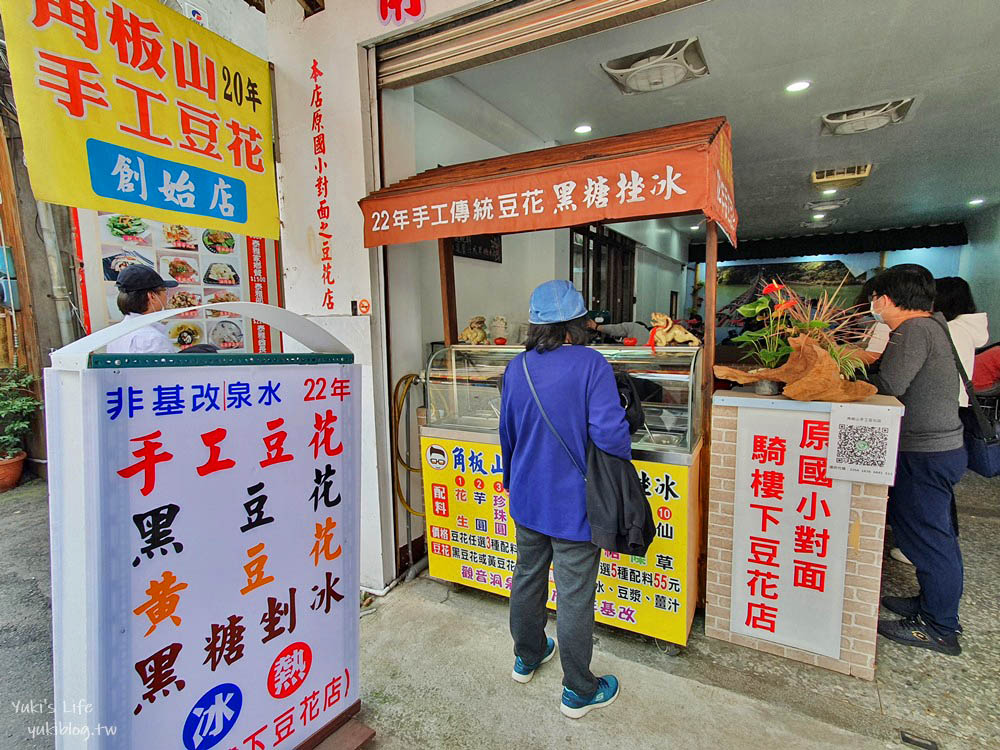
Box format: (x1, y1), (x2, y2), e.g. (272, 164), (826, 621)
(730, 407), (850, 658)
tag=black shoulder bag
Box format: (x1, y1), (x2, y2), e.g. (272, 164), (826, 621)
(932, 317), (1000, 477)
(521, 355), (654, 554)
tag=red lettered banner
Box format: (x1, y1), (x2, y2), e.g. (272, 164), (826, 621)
(246, 236), (271, 353)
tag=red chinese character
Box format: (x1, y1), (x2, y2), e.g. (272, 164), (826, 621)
(751, 435), (787, 466)
(746, 568), (779, 600)
(242, 725), (268, 750)
(173, 40), (216, 100)
(323, 671), (347, 710)
(745, 601), (779, 633)
(793, 525), (830, 558)
(226, 119), (265, 173)
(177, 99), (222, 160)
(322, 289), (335, 311)
(115, 77), (171, 146)
(747, 536), (780, 568)
(796, 491), (831, 521)
(309, 84), (323, 109)
(260, 418), (294, 467)
(117, 430), (173, 496)
(322, 263), (335, 286)
(379, 0), (424, 25)
(800, 419), (830, 451)
(793, 559), (827, 592)
(106, 2), (166, 78)
(309, 410), (343, 459)
(299, 689), (320, 726)
(309, 59), (323, 82)
(330, 379), (351, 401)
(34, 0), (99, 52)
(313, 133), (326, 155)
(749, 503), (782, 533)
(311, 110), (323, 133)
(36, 51), (109, 118)
(196, 427), (236, 476)
(798, 456), (832, 488)
(750, 469), (784, 500)
(133, 642), (185, 714)
(273, 707), (295, 745)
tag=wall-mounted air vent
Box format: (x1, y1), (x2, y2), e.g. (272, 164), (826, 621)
(804, 198), (850, 211)
(601, 39), (709, 95)
(811, 165), (872, 188)
(821, 98), (914, 135)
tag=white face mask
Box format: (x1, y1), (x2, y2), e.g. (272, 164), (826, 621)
(869, 298), (884, 324)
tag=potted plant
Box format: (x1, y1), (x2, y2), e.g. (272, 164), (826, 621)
(717, 278), (876, 402)
(0, 368), (42, 491)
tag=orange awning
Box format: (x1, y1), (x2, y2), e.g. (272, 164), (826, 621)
(360, 117), (737, 247)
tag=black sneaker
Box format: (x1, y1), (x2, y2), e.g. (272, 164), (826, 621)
(878, 615), (961, 656)
(881, 596), (963, 634)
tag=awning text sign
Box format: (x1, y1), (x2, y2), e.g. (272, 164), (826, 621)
(1, 0), (279, 238)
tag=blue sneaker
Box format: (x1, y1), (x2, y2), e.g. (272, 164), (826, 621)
(560, 675), (620, 718)
(511, 637), (556, 683)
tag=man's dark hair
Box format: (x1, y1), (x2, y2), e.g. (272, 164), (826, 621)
(524, 315), (590, 352)
(869, 264), (935, 312)
(117, 287), (162, 315)
(933, 277), (977, 321)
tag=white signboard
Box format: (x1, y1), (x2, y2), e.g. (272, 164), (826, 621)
(827, 402), (903, 485)
(730, 407), (851, 659)
(64, 362), (360, 749)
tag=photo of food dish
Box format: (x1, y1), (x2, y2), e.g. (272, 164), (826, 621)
(163, 224), (198, 251)
(160, 255), (200, 285)
(205, 288), (242, 317)
(167, 289), (202, 318)
(203, 229), (236, 254)
(168, 321), (204, 350)
(102, 246), (153, 281)
(106, 214), (150, 243)
(203, 262), (239, 286)
(209, 320), (245, 350)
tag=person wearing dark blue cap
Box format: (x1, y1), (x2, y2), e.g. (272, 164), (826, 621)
(500, 279), (631, 718)
(106, 265), (178, 354)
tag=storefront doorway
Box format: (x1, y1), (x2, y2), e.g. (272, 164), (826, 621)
(571, 225), (637, 323)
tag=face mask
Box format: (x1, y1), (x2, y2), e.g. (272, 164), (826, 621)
(869, 299), (884, 324)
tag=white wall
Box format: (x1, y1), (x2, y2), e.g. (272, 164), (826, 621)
(959, 205), (1000, 342)
(608, 221), (689, 321)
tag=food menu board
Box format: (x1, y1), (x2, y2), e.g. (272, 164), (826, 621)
(77, 209), (283, 353)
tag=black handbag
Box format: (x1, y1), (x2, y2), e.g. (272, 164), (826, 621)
(933, 318), (1000, 477)
(521, 356), (654, 554)
(614, 371), (646, 434)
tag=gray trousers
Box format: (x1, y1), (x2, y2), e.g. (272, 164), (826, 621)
(509, 524), (601, 696)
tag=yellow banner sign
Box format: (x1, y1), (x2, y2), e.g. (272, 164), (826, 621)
(421, 436), (694, 645)
(1, 0), (278, 238)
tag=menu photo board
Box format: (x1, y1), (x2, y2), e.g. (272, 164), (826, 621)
(76, 208), (282, 353)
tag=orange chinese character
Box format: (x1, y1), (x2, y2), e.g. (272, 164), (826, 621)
(226, 119), (265, 173)
(106, 2), (166, 79)
(173, 40), (216, 100)
(309, 517), (342, 566)
(36, 51), (109, 119)
(241, 542), (275, 595)
(133, 570), (188, 637)
(177, 99), (222, 160)
(34, 0), (99, 52)
(115, 76), (171, 146)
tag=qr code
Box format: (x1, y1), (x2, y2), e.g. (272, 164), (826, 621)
(835, 424), (890, 467)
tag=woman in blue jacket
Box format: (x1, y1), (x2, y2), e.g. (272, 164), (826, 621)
(500, 280), (632, 718)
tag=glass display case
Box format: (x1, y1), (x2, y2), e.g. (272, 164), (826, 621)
(424, 345), (703, 458)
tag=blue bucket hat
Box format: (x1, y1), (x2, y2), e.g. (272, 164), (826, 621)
(529, 280), (587, 324)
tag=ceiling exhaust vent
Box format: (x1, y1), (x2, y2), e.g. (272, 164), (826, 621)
(602, 39), (708, 95)
(804, 198), (850, 211)
(801, 219), (838, 230)
(821, 98), (915, 135)
(811, 165), (872, 189)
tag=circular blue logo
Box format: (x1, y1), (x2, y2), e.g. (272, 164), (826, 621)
(182, 683), (243, 750)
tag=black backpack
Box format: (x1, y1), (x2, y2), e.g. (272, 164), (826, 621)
(614, 371), (646, 434)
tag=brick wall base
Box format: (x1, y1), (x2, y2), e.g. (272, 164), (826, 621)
(704, 404), (888, 681)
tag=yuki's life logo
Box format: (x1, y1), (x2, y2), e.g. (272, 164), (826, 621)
(182, 684), (242, 750)
(426, 444), (448, 471)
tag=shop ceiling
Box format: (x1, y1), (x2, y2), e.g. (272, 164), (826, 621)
(410, 0), (1000, 242)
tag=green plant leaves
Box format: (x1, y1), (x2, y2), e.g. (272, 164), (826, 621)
(736, 297), (771, 318)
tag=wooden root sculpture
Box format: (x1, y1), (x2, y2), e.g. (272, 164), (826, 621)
(459, 316), (489, 345)
(714, 335), (877, 403)
(650, 312), (701, 347)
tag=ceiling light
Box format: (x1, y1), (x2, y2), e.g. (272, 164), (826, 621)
(968, 198), (985, 206)
(805, 198), (850, 211)
(785, 80), (811, 92)
(574, 124), (592, 135)
(812, 213), (826, 220)
(689, 225), (700, 231)
(822, 188), (838, 196)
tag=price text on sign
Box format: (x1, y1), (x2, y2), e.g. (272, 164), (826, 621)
(1, 0), (279, 238)
(93, 363), (360, 748)
(421, 436), (694, 644)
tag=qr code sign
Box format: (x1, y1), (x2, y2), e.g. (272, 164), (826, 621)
(835, 424), (890, 467)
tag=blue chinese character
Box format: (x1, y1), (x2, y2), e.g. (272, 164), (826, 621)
(106, 387), (143, 420)
(257, 380), (282, 406)
(490, 453), (503, 474)
(475, 518), (488, 533)
(452, 446), (466, 472)
(192, 384), (221, 412)
(182, 683), (243, 750)
(468, 450), (488, 476)
(152, 385), (185, 416)
(227, 382), (252, 409)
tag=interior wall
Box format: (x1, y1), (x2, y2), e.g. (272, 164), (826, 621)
(609, 221), (689, 322)
(959, 205), (1000, 343)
